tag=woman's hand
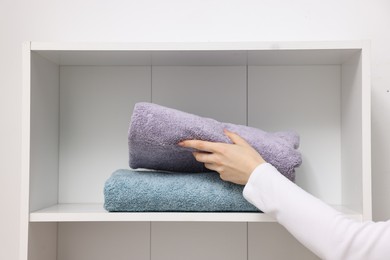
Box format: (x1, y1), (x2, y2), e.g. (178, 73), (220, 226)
(178, 129), (265, 185)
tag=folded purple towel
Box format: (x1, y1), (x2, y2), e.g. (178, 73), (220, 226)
(128, 102), (302, 181)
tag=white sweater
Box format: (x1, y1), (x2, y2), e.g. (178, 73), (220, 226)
(243, 163), (390, 260)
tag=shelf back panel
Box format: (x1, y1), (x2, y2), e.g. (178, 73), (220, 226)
(58, 66), (151, 203)
(57, 64), (346, 205)
(248, 65), (342, 203)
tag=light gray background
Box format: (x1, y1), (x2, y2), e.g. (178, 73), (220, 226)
(1, 0), (389, 259)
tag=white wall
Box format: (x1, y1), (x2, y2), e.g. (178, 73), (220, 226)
(1, 0), (389, 259)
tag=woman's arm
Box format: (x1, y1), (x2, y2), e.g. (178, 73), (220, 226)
(179, 130), (390, 260)
(244, 163), (390, 260)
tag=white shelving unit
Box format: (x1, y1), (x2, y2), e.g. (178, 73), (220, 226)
(21, 41), (371, 260)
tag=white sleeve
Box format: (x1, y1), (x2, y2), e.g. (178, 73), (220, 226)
(243, 163), (390, 260)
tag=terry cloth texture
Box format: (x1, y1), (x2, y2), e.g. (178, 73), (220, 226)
(128, 102), (302, 181)
(104, 169), (259, 212)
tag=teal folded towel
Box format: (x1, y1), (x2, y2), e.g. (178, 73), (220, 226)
(104, 169), (259, 212)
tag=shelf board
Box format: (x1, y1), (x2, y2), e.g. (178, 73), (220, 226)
(29, 203), (362, 222)
(31, 41), (367, 51)
(30, 41), (366, 66)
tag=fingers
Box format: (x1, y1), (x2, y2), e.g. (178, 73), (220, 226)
(224, 129), (250, 146)
(204, 163), (218, 171)
(178, 140), (218, 153)
(193, 154), (221, 174)
(192, 151), (216, 164)
(204, 163), (227, 182)
(179, 130), (249, 151)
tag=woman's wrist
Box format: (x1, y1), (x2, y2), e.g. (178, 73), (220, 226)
(245, 161), (266, 185)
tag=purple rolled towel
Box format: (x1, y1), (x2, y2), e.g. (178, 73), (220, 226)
(128, 102), (302, 181)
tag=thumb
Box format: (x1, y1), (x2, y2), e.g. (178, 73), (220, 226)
(224, 129), (250, 146)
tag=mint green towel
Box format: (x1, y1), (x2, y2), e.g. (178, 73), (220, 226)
(104, 169), (259, 212)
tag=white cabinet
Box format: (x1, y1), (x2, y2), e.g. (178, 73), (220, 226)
(21, 41), (370, 260)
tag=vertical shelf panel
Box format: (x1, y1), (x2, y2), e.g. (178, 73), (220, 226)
(59, 66), (151, 203)
(248, 66), (341, 204)
(30, 52), (60, 212)
(341, 52), (365, 215)
(248, 223), (319, 260)
(151, 222), (247, 260)
(152, 66), (247, 125)
(57, 222), (150, 260)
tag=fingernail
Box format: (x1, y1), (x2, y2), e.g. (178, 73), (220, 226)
(178, 141), (184, 146)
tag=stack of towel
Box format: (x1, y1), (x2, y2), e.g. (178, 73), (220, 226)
(104, 102), (302, 212)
